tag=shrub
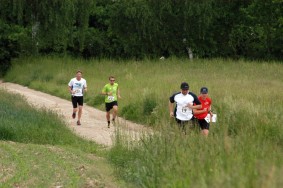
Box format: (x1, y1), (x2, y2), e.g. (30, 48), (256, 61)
(0, 126), (14, 140)
(143, 94), (157, 116)
(87, 94), (105, 106)
(121, 102), (142, 122)
(0, 20), (29, 76)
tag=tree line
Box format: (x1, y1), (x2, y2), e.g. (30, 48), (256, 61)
(0, 0), (282, 75)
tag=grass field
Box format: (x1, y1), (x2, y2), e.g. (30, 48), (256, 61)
(0, 89), (126, 187)
(4, 56), (283, 125)
(3, 56), (283, 187)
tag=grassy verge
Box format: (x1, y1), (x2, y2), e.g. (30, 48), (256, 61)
(0, 89), (97, 152)
(4, 56), (283, 187)
(0, 89), (126, 187)
(0, 141), (120, 187)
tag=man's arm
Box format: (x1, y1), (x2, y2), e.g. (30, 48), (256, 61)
(187, 103), (202, 109)
(188, 92), (202, 109)
(83, 81), (87, 92)
(169, 101), (174, 117)
(117, 88), (121, 98)
(193, 108), (208, 115)
(168, 93), (176, 118)
(101, 86), (109, 95)
(68, 80), (74, 94)
(101, 91), (108, 95)
(68, 86), (74, 94)
(83, 86), (87, 93)
(208, 100), (213, 116)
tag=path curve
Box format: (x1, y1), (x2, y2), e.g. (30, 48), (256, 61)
(0, 82), (146, 146)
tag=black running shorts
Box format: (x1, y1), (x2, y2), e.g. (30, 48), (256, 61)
(198, 119), (210, 130)
(71, 96), (84, 108)
(105, 101), (118, 112)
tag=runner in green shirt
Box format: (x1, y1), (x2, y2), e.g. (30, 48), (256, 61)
(101, 76), (121, 128)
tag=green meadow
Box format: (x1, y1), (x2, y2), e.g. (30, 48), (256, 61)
(3, 56), (283, 187)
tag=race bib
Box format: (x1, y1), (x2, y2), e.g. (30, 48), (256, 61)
(182, 106), (188, 113)
(108, 96), (115, 101)
(75, 89), (82, 94)
(177, 106), (189, 114)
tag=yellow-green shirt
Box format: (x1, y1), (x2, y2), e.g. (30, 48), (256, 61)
(102, 83), (119, 103)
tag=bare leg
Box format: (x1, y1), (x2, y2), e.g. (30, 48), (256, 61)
(106, 111), (111, 128)
(78, 106), (83, 121)
(73, 108), (78, 113)
(112, 105), (118, 120)
(72, 108), (78, 119)
(106, 111), (111, 121)
(201, 129), (209, 136)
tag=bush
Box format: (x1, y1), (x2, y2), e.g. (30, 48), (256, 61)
(120, 94), (159, 124)
(0, 58), (11, 77)
(143, 95), (157, 116)
(87, 94), (105, 106)
(0, 20), (29, 77)
(121, 102), (142, 122)
(0, 126), (14, 140)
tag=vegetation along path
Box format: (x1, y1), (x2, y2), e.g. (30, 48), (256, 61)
(0, 81), (146, 146)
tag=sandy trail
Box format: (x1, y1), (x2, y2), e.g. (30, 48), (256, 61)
(0, 82), (146, 146)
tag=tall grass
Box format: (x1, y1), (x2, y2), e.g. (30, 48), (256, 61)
(0, 89), (98, 153)
(4, 56), (283, 187)
(109, 117), (282, 187)
(6, 56), (282, 125)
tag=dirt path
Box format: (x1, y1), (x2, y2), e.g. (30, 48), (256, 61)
(0, 82), (146, 146)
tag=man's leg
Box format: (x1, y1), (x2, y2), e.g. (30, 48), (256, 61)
(106, 111), (111, 121)
(106, 111), (111, 127)
(199, 119), (209, 136)
(112, 105), (118, 121)
(76, 97), (84, 125)
(72, 96), (78, 119)
(105, 102), (112, 127)
(201, 129), (209, 136)
(176, 119), (186, 134)
(182, 121), (188, 135)
(72, 108), (78, 118)
(78, 105), (83, 121)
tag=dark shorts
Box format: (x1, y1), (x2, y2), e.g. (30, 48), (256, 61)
(175, 118), (195, 133)
(105, 101), (118, 112)
(198, 119), (210, 130)
(71, 96), (83, 108)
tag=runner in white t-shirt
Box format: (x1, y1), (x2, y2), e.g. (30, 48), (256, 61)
(68, 70), (87, 125)
(169, 82), (202, 134)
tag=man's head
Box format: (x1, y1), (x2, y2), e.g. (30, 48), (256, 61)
(180, 82), (189, 95)
(109, 76), (115, 85)
(76, 70), (82, 80)
(200, 87), (208, 98)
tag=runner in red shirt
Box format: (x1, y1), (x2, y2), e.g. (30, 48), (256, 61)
(193, 87), (213, 136)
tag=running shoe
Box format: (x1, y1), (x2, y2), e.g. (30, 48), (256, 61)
(72, 112), (76, 119)
(77, 120), (81, 126)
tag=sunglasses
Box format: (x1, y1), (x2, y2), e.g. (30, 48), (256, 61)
(110, 80), (115, 81)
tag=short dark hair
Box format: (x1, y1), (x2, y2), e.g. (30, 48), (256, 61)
(76, 70), (82, 74)
(109, 76), (115, 80)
